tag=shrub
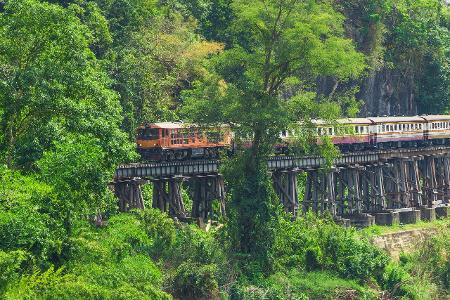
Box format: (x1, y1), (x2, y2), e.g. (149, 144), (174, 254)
(133, 208), (176, 258)
(272, 213), (389, 282)
(229, 270), (375, 300)
(171, 261), (219, 299)
(0, 250), (31, 293)
(167, 224), (227, 267)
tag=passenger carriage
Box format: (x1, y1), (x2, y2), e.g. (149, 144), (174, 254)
(369, 116), (425, 148)
(422, 115), (450, 143)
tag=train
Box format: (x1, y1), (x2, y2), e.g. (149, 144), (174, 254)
(136, 122), (232, 161)
(137, 115), (450, 161)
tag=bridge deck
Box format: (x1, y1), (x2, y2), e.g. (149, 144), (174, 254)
(116, 146), (450, 179)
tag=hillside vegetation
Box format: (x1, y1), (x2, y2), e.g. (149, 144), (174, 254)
(0, 0), (449, 299)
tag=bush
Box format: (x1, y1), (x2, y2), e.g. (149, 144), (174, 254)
(133, 208), (176, 258)
(0, 250), (31, 293)
(272, 213), (389, 282)
(0, 168), (64, 267)
(3, 266), (172, 300)
(167, 224), (228, 268)
(171, 261), (219, 300)
(382, 261), (441, 300)
(381, 228), (450, 299)
(229, 270), (375, 300)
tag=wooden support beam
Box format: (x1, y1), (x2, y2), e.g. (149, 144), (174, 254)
(190, 174), (226, 221)
(115, 179), (145, 212)
(420, 156), (438, 207)
(272, 170), (300, 216)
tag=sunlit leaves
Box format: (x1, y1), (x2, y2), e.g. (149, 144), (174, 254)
(0, 0), (133, 169)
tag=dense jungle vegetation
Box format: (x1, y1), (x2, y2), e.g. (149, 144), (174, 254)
(0, 0), (449, 299)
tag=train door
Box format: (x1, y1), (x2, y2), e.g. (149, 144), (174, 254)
(368, 121), (377, 146)
(419, 117), (429, 141)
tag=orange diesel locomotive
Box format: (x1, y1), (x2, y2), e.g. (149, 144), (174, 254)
(137, 122), (232, 161)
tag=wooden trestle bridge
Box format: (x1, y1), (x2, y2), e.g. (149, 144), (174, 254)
(114, 146), (450, 226)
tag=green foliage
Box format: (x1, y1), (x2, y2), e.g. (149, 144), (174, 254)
(171, 262), (219, 299)
(31, 212), (173, 299)
(230, 270), (376, 300)
(166, 0), (234, 43)
(133, 208), (177, 258)
(0, 0), (134, 169)
(38, 135), (117, 230)
(388, 228), (450, 298)
(3, 263), (172, 300)
(0, 0), (449, 299)
(0, 167), (64, 267)
(181, 0), (366, 272)
(115, 12), (223, 134)
(167, 224), (228, 268)
(386, 0), (450, 114)
(94, 0), (157, 44)
(272, 214), (389, 282)
(0, 250), (30, 294)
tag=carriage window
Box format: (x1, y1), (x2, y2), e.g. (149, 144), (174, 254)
(139, 128), (159, 140)
(328, 128), (333, 135)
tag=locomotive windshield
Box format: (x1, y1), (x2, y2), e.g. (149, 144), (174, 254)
(138, 128), (159, 140)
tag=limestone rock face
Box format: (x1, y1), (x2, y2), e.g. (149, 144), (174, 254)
(359, 69), (417, 117)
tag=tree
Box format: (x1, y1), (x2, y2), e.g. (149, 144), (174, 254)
(0, 0), (133, 169)
(384, 0), (450, 114)
(182, 0), (366, 269)
(165, 0), (235, 44)
(115, 12), (223, 134)
(37, 135), (116, 232)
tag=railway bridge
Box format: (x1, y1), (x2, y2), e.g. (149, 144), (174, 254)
(114, 146), (450, 226)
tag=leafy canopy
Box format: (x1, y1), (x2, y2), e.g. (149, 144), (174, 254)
(0, 0), (133, 169)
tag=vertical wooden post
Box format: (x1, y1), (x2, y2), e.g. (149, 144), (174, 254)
(409, 159), (422, 207)
(272, 170), (300, 216)
(115, 179), (146, 212)
(190, 174), (226, 221)
(420, 156), (438, 207)
(443, 157), (450, 203)
(326, 172), (336, 216)
(303, 172), (312, 213)
(336, 170), (344, 215)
